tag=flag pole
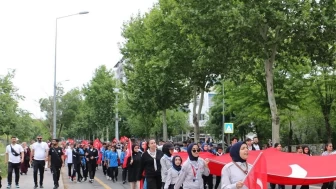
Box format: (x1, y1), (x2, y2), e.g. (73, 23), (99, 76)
(243, 152), (264, 182)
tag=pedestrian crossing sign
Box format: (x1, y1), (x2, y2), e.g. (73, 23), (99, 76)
(224, 123), (234, 133)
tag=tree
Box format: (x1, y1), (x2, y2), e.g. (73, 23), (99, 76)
(121, 4), (192, 141)
(168, 0), (244, 142)
(83, 65), (117, 140)
(216, 0), (312, 143)
(0, 70), (23, 139)
(208, 61), (309, 144)
(39, 85), (65, 137)
(305, 0), (336, 142)
(152, 109), (189, 139)
(58, 88), (83, 138)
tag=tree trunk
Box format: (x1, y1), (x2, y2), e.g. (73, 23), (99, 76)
(192, 86), (199, 143)
(46, 122), (52, 138)
(106, 126), (109, 142)
(197, 89), (205, 142)
(288, 119), (292, 152)
(193, 86), (205, 144)
(162, 109), (168, 142)
(264, 45), (280, 144)
(58, 124), (63, 139)
(101, 128), (105, 142)
(323, 107), (332, 142)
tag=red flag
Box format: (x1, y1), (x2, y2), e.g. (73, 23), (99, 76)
(139, 171), (145, 189)
(244, 152), (267, 189)
(122, 140), (132, 168)
(68, 138), (74, 144)
(139, 179), (143, 189)
(120, 136), (125, 143)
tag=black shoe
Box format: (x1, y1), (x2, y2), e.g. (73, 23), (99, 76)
(84, 178), (87, 182)
(40, 185), (44, 188)
(122, 181), (126, 184)
(115, 178), (118, 181)
(34, 185), (38, 189)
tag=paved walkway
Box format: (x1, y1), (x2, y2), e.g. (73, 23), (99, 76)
(2, 166), (64, 189)
(61, 166), (130, 189)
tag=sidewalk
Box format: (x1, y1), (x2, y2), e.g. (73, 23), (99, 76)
(2, 166), (64, 188)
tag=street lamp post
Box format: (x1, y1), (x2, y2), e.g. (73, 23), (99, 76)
(113, 88), (120, 142)
(53, 11), (89, 139)
(222, 80), (225, 148)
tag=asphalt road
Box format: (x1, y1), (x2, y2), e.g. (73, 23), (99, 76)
(62, 166), (130, 189)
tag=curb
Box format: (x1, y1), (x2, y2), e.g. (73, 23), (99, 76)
(61, 168), (68, 189)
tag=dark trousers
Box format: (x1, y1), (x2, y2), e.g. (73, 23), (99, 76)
(81, 163), (88, 178)
(33, 160), (45, 185)
(51, 165), (61, 187)
(108, 167), (118, 180)
(322, 182), (334, 189)
(147, 176), (162, 189)
(67, 163), (73, 177)
(203, 174), (213, 189)
(72, 163), (82, 180)
(122, 168), (127, 181)
(88, 162), (96, 179)
(168, 184), (182, 189)
(7, 162), (20, 185)
(102, 163), (107, 175)
(270, 183), (285, 189)
(215, 176), (221, 189)
(292, 185), (309, 189)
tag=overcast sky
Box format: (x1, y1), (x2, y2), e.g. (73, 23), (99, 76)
(0, 0), (157, 119)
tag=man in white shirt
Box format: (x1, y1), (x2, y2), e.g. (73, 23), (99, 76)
(5, 136), (24, 188)
(30, 135), (49, 188)
(65, 144), (73, 180)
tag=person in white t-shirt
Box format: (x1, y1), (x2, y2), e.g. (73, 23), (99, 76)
(5, 136), (24, 188)
(65, 144), (74, 180)
(30, 135), (49, 188)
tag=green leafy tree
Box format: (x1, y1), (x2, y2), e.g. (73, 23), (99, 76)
(83, 65), (117, 140)
(152, 109), (188, 139)
(39, 85), (65, 137)
(170, 0), (231, 143)
(0, 70), (23, 139)
(216, 0), (312, 143)
(121, 5), (192, 141)
(304, 0), (336, 142)
(58, 88), (83, 138)
(208, 61), (308, 144)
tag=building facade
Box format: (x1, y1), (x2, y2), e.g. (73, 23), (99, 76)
(187, 91), (216, 127)
(113, 58), (127, 83)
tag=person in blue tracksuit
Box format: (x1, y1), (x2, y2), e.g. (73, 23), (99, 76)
(108, 146), (119, 182)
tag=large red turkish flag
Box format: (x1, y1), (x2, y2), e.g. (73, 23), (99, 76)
(244, 152), (267, 189)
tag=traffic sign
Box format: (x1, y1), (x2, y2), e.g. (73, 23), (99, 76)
(224, 123), (234, 133)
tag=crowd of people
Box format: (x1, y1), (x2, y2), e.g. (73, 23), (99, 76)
(3, 135), (334, 189)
